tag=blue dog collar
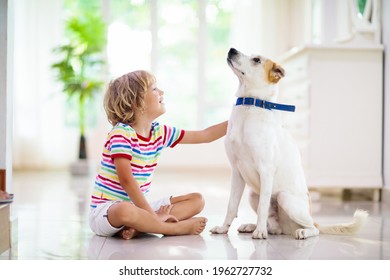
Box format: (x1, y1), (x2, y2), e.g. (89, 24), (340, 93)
(236, 97), (295, 112)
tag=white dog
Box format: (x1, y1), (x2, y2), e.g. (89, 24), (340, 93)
(210, 48), (368, 239)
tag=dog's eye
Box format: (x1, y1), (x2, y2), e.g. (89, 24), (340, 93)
(253, 57), (261, 63)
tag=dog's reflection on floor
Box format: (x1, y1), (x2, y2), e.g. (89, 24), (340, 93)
(209, 233), (320, 260)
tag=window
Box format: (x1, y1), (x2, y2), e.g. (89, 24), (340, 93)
(106, 0), (236, 129)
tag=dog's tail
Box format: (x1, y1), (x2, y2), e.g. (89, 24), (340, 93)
(315, 209), (368, 235)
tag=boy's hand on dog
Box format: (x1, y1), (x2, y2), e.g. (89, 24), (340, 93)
(156, 205), (179, 223)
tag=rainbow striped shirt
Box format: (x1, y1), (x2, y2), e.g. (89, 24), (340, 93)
(90, 122), (185, 208)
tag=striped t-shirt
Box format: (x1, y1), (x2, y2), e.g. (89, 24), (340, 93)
(90, 122), (185, 208)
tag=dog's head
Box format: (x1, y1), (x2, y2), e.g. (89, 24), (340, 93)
(227, 48), (285, 89)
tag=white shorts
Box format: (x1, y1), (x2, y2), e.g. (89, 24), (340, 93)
(89, 196), (172, 237)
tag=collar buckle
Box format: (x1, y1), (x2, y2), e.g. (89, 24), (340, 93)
(243, 97), (254, 105)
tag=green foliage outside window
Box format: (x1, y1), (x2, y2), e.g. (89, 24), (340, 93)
(357, 0), (367, 15)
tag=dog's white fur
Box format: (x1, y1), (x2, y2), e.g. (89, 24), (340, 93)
(210, 48), (368, 239)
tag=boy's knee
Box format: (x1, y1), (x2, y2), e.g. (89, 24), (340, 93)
(113, 202), (138, 223)
(190, 192), (205, 212)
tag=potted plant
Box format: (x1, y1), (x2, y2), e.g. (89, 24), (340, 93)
(51, 12), (107, 175)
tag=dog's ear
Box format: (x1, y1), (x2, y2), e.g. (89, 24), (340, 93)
(269, 63), (285, 83)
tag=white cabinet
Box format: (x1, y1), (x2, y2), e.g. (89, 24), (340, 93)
(278, 44), (383, 190)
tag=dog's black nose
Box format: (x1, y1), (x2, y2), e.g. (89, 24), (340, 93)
(228, 48), (238, 58)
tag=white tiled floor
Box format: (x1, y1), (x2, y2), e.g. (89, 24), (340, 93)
(1, 170), (390, 260)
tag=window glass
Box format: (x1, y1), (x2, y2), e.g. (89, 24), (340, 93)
(204, 0), (235, 127)
(105, 0), (235, 129)
(156, 0), (198, 128)
(108, 0), (151, 77)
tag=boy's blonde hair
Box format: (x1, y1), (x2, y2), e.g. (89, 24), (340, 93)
(104, 70), (156, 126)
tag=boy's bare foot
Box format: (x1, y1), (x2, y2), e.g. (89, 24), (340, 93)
(175, 217), (208, 235)
(116, 227), (139, 240)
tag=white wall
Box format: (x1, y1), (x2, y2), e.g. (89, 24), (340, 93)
(0, 0), (6, 171)
(229, 0), (308, 58)
(382, 0), (390, 201)
(0, 0), (13, 191)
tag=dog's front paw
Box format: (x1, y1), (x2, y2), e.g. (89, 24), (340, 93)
(210, 226), (229, 234)
(252, 229), (268, 239)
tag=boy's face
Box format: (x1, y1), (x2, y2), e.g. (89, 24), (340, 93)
(143, 83), (166, 119)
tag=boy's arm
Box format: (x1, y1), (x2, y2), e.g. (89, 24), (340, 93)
(114, 157), (156, 216)
(180, 120), (228, 144)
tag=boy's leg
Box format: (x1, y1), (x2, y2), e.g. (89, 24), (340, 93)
(169, 192), (205, 221)
(117, 193), (205, 239)
(107, 201), (207, 237)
